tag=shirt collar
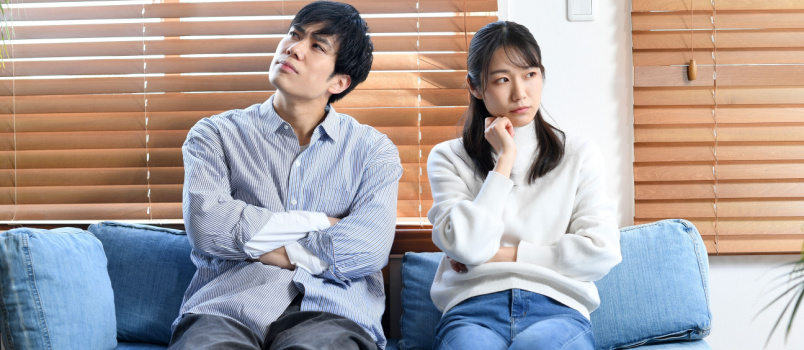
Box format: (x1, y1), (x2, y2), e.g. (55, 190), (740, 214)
(259, 95), (341, 143)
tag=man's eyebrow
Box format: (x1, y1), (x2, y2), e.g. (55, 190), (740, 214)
(290, 25), (335, 50)
(290, 25), (305, 34)
(311, 32), (334, 50)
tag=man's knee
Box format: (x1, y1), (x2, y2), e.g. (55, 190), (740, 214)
(267, 312), (377, 350)
(169, 314), (262, 350)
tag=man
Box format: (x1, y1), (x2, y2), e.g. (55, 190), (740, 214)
(169, 2), (402, 349)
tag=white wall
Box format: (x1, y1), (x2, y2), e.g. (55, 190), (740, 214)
(502, 0), (804, 349)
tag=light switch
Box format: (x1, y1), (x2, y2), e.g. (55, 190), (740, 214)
(568, 0), (595, 21)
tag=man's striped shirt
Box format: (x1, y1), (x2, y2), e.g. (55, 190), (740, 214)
(175, 95), (402, 348)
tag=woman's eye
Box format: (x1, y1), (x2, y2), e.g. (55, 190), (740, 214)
(313, 44), (325, 52)
(495, 77), (509, 83)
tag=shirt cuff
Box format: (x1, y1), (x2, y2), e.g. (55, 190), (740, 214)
(243, 211), (332, 258)
(285, 241), (329, 275)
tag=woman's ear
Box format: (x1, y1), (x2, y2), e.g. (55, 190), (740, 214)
(466, 76), (482, 100)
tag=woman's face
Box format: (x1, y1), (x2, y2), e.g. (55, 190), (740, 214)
(471, 47), (543, 127)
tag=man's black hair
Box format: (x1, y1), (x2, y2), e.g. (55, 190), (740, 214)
(289, 1), (374, 104)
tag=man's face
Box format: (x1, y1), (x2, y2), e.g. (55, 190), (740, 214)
(269, 22), (349, 103)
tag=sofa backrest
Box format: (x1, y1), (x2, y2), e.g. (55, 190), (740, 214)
(396, 219), (712, 350)
(88, 222), (196, 346)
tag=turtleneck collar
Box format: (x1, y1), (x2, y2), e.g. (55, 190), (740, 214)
(510, 118), (539, 185)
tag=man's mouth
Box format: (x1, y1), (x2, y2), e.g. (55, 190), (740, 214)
(279, 60), (297, 73)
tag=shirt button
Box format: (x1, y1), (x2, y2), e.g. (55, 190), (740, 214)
(284, 125), (289, 130)
(295, 160), (301, 167)
(291, 199), (297, 205)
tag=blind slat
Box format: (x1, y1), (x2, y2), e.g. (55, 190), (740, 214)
(8, 36), (473, 59)
(0, 53), (469, 78)
(634, 107), (804, 125)
(1, 149), (181, 169)
(632, 11), (804, 31)
(2, 90), (468, 114)
(633, 30), (804, 50)
(634, 144), (804, 162)
(635, 125), (804, 143)
(6, 0), (494, 21)
(634, 163), (804, 182)
(635, 182), (804, 200)
(633, 49), (804, 66)
(632, 0), (804, 12)
(0, 130), (186, 151)
(635, 200), (804, 218)
(10, 16), (493, 40)
(0, 184), (181, 204)
(2, 72), (467, 96)
(0, 167), (183, 187)
(635, 65), (804, 87)
(634, 87), (804, 106)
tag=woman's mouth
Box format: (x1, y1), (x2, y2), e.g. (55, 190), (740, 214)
(511, 106), (530, 114)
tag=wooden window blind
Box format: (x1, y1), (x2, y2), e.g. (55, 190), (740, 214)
(632, 0), (804, 254)
(0, 0), (497, 224)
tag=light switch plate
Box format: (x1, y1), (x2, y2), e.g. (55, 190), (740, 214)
(568, 0), (595, 21)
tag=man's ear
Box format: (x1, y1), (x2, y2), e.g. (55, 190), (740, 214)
(328, 74), (352, 96)
(467, 76), (482, 100)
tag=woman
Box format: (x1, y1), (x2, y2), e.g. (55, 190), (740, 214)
(427, 21), (622, 350)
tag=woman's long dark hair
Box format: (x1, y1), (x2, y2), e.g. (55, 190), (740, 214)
(462, 21), (564, 183)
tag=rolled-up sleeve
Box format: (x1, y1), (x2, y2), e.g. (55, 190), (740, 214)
(182, 119), (276, 260)
(301, 137), (402, 286)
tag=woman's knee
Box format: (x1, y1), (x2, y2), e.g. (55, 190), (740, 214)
(433, 319), (508, 350)
(509, 317), (594, 350)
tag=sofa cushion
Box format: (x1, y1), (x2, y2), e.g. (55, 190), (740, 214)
(397, 219), (711, 350)
(88, 221), (196, 345)
(398, 252), (444, 350)
(0, 227), (117, 350)
(591, 219), (711, 349)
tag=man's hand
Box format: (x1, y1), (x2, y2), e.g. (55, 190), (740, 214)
(258, 246), (295, 270)
(328, 217), (341, 226)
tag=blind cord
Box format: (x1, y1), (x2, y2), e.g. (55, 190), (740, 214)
(711, 0), (719, 255)
(143, 3), (153, 221)
(416, 0), (423, 226)
(10, 8), (16, 222)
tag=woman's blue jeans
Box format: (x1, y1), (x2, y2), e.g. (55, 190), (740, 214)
(433, 289), (595, 350)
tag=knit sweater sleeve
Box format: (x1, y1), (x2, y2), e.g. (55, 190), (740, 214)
(517, 141), (622, 281)
(427, 141), (514, 265)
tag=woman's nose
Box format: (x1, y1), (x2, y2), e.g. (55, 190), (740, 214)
(511, 82), (526, 101)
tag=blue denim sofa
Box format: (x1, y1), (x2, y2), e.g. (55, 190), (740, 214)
(0, 219), (711, 350)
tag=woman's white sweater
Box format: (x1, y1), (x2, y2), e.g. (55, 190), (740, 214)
(427, 121), (622, 318)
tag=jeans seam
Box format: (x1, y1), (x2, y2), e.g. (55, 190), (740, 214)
(433, 335), (455, 350)
(558, 327), (593, 350)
